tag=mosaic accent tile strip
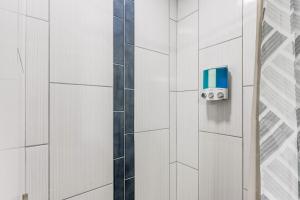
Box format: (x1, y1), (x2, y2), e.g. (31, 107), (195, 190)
(113, 0), (134, 199)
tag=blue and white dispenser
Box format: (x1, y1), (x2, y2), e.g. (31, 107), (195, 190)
(201, 66), (229, 101)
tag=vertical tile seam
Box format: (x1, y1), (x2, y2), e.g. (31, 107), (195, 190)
(241, 0), (245, 199)
(48, 0), (51, 199)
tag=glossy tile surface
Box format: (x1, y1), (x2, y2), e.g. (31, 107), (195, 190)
(170, 20), (177, 91)
(27, 0), (49, 20)
(68, 185), (113, 200)
(199, 132), (242, 200)
(135, 129), (169, 200)
(0, 148), (25, 200)
(170, 92), (177, 162)
(26, 18), (49, 146)
(243, 0), (257, 86)
(0, 10), (25, 150)
(170, 163), (177, 200)
(50, 84), (113, 200)
(26, 145), (48, 200)
(135, 0), (169, 53)
(135, 47), (169, 132)
(178, 0), (198, 20)
(177, 91), (198, 169)
(50, 0), (113, 86)
(198, 38), (242, 137)
(177, 12), (198, 91)
(198, 0), (242, 49)
(177, 163), (198, 200)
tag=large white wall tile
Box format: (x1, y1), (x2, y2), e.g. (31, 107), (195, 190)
(170, 0), (177, 20)
(135, 0), (169, 53)
(0, 148), (25, 199)
(178, 0), (198, 20)
(135, 48), (169, 132)
(67, 185), (113, 200)
(26, 18), (49, 146)
(26, 145), (48, 200)
(170, 20), (177, 91)
(198, 0), (242, 49)
(177, 12), (198, 91)
(170, 92), (177, 162)
(243, 0), (257, 86)
(199, 38), (242, 137)
(0, 0), (18, 12)
(177, 91), (198, 168)
(170, 163), (177, 200)
(50, 0), (113, 86)
(50, 84), (113, 200)
(177, 163), (198, 200)
(0, 10), (25, 150)
(136, 129), (169, 200)
(199, 132), (242, 200)
(27, 0), (49, 20)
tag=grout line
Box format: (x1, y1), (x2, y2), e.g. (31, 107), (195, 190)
(50, 81), (112, 88)
(135, 45), (169, 56)
(170, 18), (177, 22)
(177, 9), (199, 22)
(197, 5), (200, 200)
(243, 84), (255, 87)
(241, 0), (245, 199)
(199, 36), (242, 52)
(172, 89), (198, 92)
(177, 161), (198, 171)
(125, 176), (134, 181)
(199, 130), (243, 139)
(26, 143), (48, 148)
(114, 156), (125, 161)
(63, 183), (113, 200)
(26, 15), (48, 22)
(0, 146), (26, 152)
(134, 128), (169, 134)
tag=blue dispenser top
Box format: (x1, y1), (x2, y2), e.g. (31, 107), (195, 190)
(203, 66), (228, 89)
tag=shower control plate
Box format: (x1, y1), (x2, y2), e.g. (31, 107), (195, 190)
(201, 88), (228, 101)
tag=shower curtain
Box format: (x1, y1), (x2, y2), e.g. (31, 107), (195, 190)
(258, 0), (300, 199)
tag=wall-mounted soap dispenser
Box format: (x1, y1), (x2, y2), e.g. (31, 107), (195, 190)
(201, 66), (229, 101)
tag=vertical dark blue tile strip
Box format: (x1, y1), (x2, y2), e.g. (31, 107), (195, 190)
(113, 16), (124, 65)
(125, 44), (134, 89)
(125, 134), (135, 178)
(114, 0), (134, 199)
(125, 90), (134, 133)
(125, 178), (135, 200)
(114, 65), (124, 111)
(113, 112), (124, 159)
(125, 0), (134, 45)
(114, 159), (125, 200)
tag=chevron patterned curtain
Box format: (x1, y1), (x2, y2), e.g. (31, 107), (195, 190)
(259, 0), (300, 199)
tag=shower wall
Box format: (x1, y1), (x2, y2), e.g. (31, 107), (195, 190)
(134, 0), (171, 199)
(172, 0), (258, 200)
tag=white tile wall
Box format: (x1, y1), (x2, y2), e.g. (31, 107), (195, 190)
(26, 145), (48, 200)
(243, 0), (257, 86)
(26, 17), (49, 146)
(135, 129), (169, 200)
(50, 84), (113, 200)
(0, 148), (25, 200)
(178, 0), (198, 20)
(50, 0), (113, 86)
(198, 0), (242, 49)
(170, 20), (177, 91)
(135, 0), (169, 53)
(0, 0), (18, 12)
(198, 38), (243, 137)
(170, 163), (177, 200)
(177, 91), (198, 169)
(199, 132), (242, 200)
(177, 12), (198, 91)
(27, 0), (49, 20)
(177, 163), (198, 200)
(0, 10), (25, 150)
(67, 185), (113, 200)
(135, 47), (169, 132)
(170, 92), (177, 162)
(170, 0), (177, 21)
(243, 86), (255, 191)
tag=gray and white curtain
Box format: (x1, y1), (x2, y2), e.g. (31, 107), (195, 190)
(259, 0), (300, 199)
